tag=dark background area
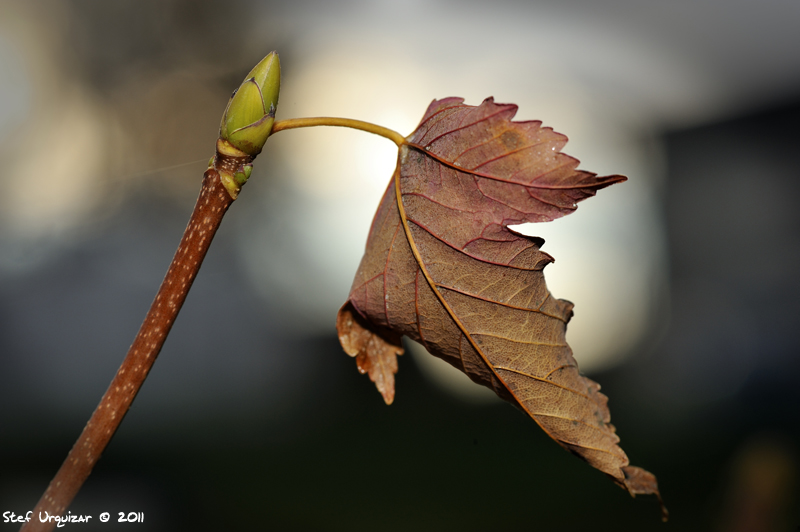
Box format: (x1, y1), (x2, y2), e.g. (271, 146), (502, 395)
(1, 1), (798, 530)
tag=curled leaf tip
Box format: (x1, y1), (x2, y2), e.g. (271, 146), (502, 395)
(336, 301), (402, 405)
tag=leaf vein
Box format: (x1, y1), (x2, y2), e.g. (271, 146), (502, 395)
(472, 333), (567, 348)
(408, 142), (620, 190)
(422, 107), (510, 148)
(493, 365), (590, 400)
(436, 284), (567, 321)
(406, 219), (538, 271)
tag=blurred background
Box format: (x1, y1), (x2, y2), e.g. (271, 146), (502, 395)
(0, 0), (798, 530)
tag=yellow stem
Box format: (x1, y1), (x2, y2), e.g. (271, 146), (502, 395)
(271, 117), (406, 147)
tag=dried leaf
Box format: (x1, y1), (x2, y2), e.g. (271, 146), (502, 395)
(337, 97), (666, 519)
(337, 301), (403, 405)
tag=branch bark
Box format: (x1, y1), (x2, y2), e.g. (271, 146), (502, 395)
(21, 168), (234, 532)
(20, 115), (401, 531)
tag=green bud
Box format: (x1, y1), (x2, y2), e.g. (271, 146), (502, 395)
(233, 163), (253, 186)
(219, 52), (281, 157)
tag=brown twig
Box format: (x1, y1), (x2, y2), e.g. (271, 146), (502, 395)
(20, 114), (401, 531)
(21, 167), (234, 532)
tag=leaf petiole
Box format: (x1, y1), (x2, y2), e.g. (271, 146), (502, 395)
(272, 117), (406, 147)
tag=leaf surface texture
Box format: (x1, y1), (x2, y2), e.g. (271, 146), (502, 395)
(337, 97), (665, 518)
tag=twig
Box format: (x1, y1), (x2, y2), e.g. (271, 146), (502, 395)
(21, 168), (234, 532)
(21, 113), (403, 531)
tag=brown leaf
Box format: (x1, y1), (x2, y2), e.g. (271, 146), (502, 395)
(337, 97), (666, 519)
(337, 301), (403, 405)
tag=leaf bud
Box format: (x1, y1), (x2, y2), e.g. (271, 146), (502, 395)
(233, 163), (253, 186)
(219, 52), (280, 157)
